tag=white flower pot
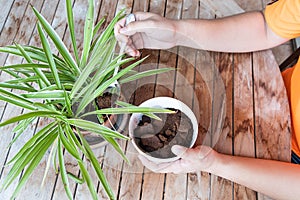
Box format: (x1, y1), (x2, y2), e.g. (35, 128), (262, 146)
(129, 97), (198, 163)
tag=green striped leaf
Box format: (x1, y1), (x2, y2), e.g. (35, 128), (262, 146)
(76, 57), (147, 115)
(0, 63), (49, 70)
(67, 172), (84, 184)
(0, 88), (36, 110)
(0, 111), (62, 127)
(80, 0), (94, 68)
(65, 125), (86, 155)
(66, 0), (80, 65)
(58, 124), (80, 160)
(92, 17), (105, 38)
(32, 6), (80, 75)
(15, 43), (51, 87)
(119, 68), (173, 84)
(0, 45), (68, 72)
(115, 101), (161, 120)
(6, 122), (57, 165)
(37, 22), (62, 89)
(0, 83), (36, 92)
(2, 127), (58, 193)
(57, 139), (73, 200)
(80, 106), (174, 117)
(77, 131), (115, 199)
(21, 90), (68, 100)
(78, 161), (98, 200)
(10, 131), (58, 199)
(66, 118), (129, 140)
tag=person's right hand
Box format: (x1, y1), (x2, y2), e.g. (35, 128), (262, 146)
(114, 12), (179, 57)
(138, 145), (217, 174)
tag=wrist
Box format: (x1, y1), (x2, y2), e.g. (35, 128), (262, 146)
(204, 150), (225, 174)
(175, 19), (205, 49)
(174, 20), (190, 47)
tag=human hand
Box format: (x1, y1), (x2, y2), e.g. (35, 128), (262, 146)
(114, 12), (179, 57)
(138, 145), (216, 174)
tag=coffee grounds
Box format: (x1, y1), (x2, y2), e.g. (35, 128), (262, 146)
(133, 109), (193, 159)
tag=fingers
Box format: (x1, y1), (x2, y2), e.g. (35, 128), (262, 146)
(134, 12), (159, 21)
(114, 16), (140, 57)
(119, 12), (161, 35)
(171, 145), (188, 157)
(114, 12), (162, 56)
(138, 145), (215, 174)
(124, 44), (141, 57)
(172, 145), (213, 160)
(119, 19), (158, 36)
(115, 12), (161, 39)
(114, 18), (128, 43)
(138, 155), (182, 173)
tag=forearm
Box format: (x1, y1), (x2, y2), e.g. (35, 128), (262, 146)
(175, 11), (288, 52)
(210, 153), (300, 200)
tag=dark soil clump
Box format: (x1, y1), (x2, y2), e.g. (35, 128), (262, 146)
(95, 92), (120, 129)
(96, 92), (118, 109)
(133, 109), (193, 159)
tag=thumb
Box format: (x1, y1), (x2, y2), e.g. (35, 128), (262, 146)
(171, 145), (188, 157)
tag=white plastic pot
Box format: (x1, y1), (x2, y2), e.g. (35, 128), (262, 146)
(129, 97), (198, 163)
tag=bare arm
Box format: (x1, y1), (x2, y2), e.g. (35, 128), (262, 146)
(118, 10), (296, 199)
(139, 146), (300, 200)
(212, 153), (300, 200)
(115, 11), (289, 56)
(175, 11), (288, 52)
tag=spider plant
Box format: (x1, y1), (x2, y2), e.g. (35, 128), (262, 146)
(0, 0), (172, 199)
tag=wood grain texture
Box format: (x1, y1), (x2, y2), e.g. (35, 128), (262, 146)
(0, 0), (292, 199)
(98, 1), (131, 199)
(0, 0), (15, 34)
(235, 0), (263, 11)
(115, 1), (147, 200)
(201, 2), (234, 199)
(231, 1), (261, 199)
(200, 0), (244, 17)
(177, 0), (212, 199)
(161, 1), (187, 199)
(233, 53), (257, 200)
(253, 50), (291, 200)
(210, 52), (233, 200)
(51, 0), (101, 198)
(188, 49), (213, 200)
(138, 1), (167, 200)
(253, 50), (291, 162)
(16, 1), (62, 199)
(0, 1), (46, 198)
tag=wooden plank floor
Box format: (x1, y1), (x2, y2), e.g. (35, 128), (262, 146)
(0, 0), (292, 200)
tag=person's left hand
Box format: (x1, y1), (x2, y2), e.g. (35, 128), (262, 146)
(114, 12), (178, 57)
(138, 145), (216, 174)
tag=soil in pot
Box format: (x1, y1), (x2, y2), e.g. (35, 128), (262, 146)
(96, 91), (120, 130)
(133, 108), (194, 159)
(96, 92), (125, 131)
(72, 92), (124, 148)
(96, 91), (118, 109)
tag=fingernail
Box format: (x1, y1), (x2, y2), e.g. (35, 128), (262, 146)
(128, 50), (139, 57)
(171, 145), (186, 155)
(135, 50), (141, 57)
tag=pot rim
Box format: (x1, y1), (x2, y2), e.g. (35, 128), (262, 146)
(129, 96), (198, 163)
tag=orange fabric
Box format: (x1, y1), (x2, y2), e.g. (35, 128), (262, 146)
(265, 0), (300, 39)
(281, 61), (300, 156)
(265, 0), (300, 157)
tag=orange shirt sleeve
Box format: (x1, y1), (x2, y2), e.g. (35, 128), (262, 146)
(264, 0), (300, 39)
